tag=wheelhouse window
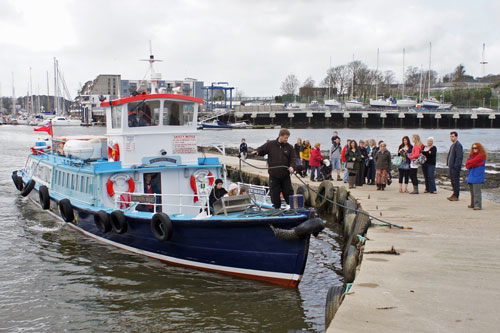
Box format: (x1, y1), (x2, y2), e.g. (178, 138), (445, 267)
(162, 101), (194, 126)
(128, 100), (160, 128)
(111, 106), (121, 129)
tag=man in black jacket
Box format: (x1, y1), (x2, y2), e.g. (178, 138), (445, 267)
(252, 129), (296, 209)
(447, 131), (463, 201)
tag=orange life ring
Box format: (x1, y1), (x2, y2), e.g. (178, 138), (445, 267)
(190, 170), (214, 202)
(106, 174), (135, 198)
(108, 143), (120, 161)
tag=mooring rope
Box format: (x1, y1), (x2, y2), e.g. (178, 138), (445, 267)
(237, 158), (412, 230)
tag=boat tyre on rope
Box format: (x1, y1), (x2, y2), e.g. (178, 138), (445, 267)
(343, 245), (358, 283)
(110, 210), (128, 234)
(21, 179), (36, 197)
(325, 285), (345, 329)
(296, 185), (311, 207)
(315, 181), (334, 212)
(344, 199), (357, 216)
(38, 185), (50, 210)
(58, 198), (74, 222)
(343, 213), (357, 240)
(151, 212), (173, 242)
(12, 171), (23, 191)
(94, 210), (111, 233)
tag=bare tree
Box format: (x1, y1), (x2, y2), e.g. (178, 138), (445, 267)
(336, 65), (350, 98)
(280, 73), (300, 96)
(405, 66), (421, 87)
(453, 64), (466, 82)
(300, 76), (316, 98)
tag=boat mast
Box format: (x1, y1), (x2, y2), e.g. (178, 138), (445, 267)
(139, 41), (163, 94)
(419, 65), (423, 102)
(11, 72), (16, 115)
(29, 67), (33, 115)
(428, 42), (431, 99)
(375, 48), (379, 98)
(351, 53), (354, 99)
(402, 48), (405, 98)
(54, 57), (58, 114)
(46, 71), (50, 113)
(480, 43), (488, 79)
(328, 56), (331, 100)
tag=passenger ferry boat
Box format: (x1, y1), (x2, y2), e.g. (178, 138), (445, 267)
(12, 88), (322, 287)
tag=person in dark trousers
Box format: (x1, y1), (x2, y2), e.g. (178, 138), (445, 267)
(252, 129), (296, 209)
(447, 131), (463, 201)
(239, 138), (248, 161)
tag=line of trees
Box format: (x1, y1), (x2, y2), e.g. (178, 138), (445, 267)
(280, 62), (494, 104)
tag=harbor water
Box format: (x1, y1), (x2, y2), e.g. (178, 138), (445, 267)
(1, 125), (498, 332)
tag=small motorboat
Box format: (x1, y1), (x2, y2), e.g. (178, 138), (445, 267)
(201, 120), (233, 130)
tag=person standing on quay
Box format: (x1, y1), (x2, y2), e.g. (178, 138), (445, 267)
(421, 137), (437, 194)
(407, 134), (423, 194)
(309, 142), (324, 182)
(252, 129), (296, 209)
(341, 139), (351, 183)
(465, 142), (487, 210)
(294, 138), (303, 166)
(345, 140), (361, 189)
(447, 131), (463, 201)
(329, 136), (342, 181)
(239, 138), (248, 161)
(301, 140), (312, 175)
(398, 136), (412, 193)
(374, 142), (391, 191)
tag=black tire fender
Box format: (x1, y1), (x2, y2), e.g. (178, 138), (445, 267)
(294, 217), (325, 238)
(12, 171), (23, 191)
(151, 212), (173, 242)
(94, 210), (111, 233)
(315, 181), (334, 212)
(110, 210), (128, 234)
(296, 185), (311, 207)
(39, 185), (50, 209)
(21, 179), (36, 197)
(58, 198), (74, 222)
(343, 245), (358, 283)
(325, 285), (345, 329)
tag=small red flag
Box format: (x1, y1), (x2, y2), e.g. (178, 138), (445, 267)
(34, 121), (52, 136)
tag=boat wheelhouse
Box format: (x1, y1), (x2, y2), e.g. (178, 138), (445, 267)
(13, 92), (321, 287)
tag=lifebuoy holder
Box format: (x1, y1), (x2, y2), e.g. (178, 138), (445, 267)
(108, 141), (120, 162)
(190, 169), (214, 202)
(106, 173), (135, 208)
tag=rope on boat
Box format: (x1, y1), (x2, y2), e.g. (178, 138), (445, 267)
(238, 158), (412, 230)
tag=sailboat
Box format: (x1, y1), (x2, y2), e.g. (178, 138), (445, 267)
(397, 48), (416, 108)
(421, 43), (452, 110)
(345, 56), (364, 110)
(370, 49), (396, 108)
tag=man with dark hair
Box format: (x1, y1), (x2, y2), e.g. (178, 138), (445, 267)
(252, 128), (296, 209)
(447, 131), (463, 201)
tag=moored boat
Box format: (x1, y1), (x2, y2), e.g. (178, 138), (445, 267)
(201, 119), (233, 130)
(51, 116), (82, 126)
(12, 91), (322, 287)
(344, 98), (364, 110)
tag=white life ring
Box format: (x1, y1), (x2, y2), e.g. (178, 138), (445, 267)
(106, 173), (135, 208)
(190, 170), (214, 202)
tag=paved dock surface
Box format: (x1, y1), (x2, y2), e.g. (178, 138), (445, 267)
(328, 183), (500, 332)
(204, 153), (500, 332)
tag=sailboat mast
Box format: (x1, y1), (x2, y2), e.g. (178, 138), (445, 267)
(428, 42), (431, 99)
(47, 71), (50, 113)
(29, 67), (33, 115)
(419, 65), (423, 102)
(402, 48), (405, 98)
(11, 72), (16, 115)
(351, 54), (354, 99)
(54, 58), (58, 114)
(375, 48), (379, 97)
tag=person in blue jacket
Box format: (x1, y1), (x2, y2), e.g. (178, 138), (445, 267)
(465, 142), (487, 210)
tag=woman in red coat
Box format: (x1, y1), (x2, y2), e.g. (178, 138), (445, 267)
(309, 142), (324, 182)
(465, 142), (487, 210)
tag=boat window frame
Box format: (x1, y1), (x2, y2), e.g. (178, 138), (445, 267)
(162, 100), (195, 126)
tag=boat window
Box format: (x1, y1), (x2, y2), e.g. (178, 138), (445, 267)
(162, 102), (194, 126)
(75, 175), (79, 191)
(71, 174), (75, 190)
(128, 100), (160, 127)
(111, 106), (121, 129)
(80, 176), (84, 192)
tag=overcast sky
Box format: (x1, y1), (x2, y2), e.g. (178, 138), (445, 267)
(0, 0), (498, 99)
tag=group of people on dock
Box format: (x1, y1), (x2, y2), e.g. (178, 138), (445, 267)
(249, 128), (488, 211)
